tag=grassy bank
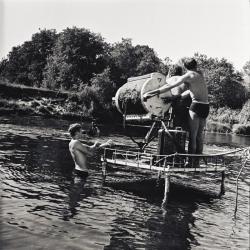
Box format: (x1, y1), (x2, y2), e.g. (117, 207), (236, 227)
(0, 79), (119, 123)
(207, 105), (250, 135)
(0, 80), (91, 121)
(1, 79), (250, 135)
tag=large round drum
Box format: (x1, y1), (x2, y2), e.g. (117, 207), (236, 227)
(114, 72), (172, 118)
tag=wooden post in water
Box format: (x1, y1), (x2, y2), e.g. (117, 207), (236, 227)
(102, 160), (107, 184)
(220, 171), (225, 195)
(162, 173), (170, 208)
(156, 170), (162, 188)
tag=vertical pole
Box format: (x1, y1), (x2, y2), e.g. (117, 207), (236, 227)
(156, 170), (161, 189)
(102, 160), (107, 184)
(157, 170), (161, 181)
(220, 171), (225, 195)
(162, 174), (170, 208)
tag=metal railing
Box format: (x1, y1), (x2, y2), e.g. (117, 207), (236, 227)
(101, 148), (242, 172)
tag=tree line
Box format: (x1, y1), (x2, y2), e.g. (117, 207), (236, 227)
(0, 27), (249, 120)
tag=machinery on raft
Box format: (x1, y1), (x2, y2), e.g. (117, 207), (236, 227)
(101, 72), (245, 206)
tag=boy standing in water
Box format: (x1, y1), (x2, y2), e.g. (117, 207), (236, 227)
(143, 58), (209, 160)
(68, 123), (113, 177)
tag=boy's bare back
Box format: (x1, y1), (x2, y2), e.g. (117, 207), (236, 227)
(185, 71), (208, 103)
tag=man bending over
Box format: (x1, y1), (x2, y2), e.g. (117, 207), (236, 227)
(143, 58), (209, 160)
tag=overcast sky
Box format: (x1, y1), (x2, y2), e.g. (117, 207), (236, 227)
(0, 0), (250, 70)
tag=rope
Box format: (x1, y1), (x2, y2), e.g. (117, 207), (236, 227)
(234, 147), (250, 218)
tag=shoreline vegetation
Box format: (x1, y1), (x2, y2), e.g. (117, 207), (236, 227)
(0, 28), (250, 135)
(1, 80), (250, 136)
(0, 80), (91, 121)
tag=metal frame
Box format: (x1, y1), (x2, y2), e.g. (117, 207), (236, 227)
(99, 148), (244, 207)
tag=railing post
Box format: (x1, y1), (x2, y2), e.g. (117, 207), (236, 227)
(150, 154), (152, 170)
(220, 171), (225, 195)
(162, 172), (170, 208)
(125, 152), (128, 166)
(137, 152), (140, 167)
(101, 160), (107, 184)
(114, 149), (117, 164)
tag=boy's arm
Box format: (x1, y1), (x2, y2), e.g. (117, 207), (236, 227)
(143, 73), (191, 101)
(90, 139), (114, 150)
(99, 139), (114, 148)
(75, 141), (95, 156)
(181, 90), (190, 98)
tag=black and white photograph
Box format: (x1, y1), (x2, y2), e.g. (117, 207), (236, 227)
(0, 0), (249, 249)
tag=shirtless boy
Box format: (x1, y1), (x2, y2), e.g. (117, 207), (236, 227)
(68, 123), (113, 178)
(164, 64), (191, 130)
(143, 58), (209, 157)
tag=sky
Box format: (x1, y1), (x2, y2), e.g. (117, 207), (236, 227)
(0, 0), (250, 70)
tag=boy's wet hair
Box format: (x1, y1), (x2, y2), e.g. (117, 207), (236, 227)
(68, 123), (82, 137)
(184, 58), (197, 70)
(168, 64), (183, 77)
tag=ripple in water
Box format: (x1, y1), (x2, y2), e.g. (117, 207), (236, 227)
(0, 116), (249, 250)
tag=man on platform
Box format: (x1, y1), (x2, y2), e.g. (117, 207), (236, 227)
(143, 58), (209, 164)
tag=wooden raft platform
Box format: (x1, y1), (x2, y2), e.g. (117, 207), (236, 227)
(101, 148), (243, 206)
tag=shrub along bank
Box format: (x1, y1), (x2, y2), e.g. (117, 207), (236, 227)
(2, 79), (250, 135)
(207, 104), (250, 135)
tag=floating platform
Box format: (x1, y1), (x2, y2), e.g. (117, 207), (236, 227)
(101, 148), (244, 207)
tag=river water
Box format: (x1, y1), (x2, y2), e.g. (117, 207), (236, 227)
(0, 116), (249, 250)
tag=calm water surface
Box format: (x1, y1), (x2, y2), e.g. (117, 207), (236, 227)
(0, 116), (249, 250)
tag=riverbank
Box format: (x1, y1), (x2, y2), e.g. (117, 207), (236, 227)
(207, 106), (250, 135)
(1, 80), (250, 135)
(0, 80), (93, 121)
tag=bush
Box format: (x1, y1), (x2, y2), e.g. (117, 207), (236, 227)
(208, 107), (240, 124)
(206, 121), (231, 133)
(232, 124), (250, 135)
(239, 99), (250, 124)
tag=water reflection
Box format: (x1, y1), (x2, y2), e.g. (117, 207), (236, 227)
(60, 171), (98, 221)
(0, 116), (249, 250)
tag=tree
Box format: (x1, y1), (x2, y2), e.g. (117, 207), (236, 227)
(243, 60), (250, 77)
(79, 68), (116, 120)
(192, 53), (247, 109)
(242, 60), (250, 92)
(108, 38), (164, 88)
(43, 27), (109, 90)
(0, 29), (57, 86)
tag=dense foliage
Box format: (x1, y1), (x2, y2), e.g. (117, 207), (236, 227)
(193, 53), (247, 109)
(108, 38), (167, 88)
(0, 29), (58, 87)
(0, 27), (249, 121)
(42, 27), (109, 90)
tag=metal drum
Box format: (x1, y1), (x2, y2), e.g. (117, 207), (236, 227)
(113, 72), (172, 119)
